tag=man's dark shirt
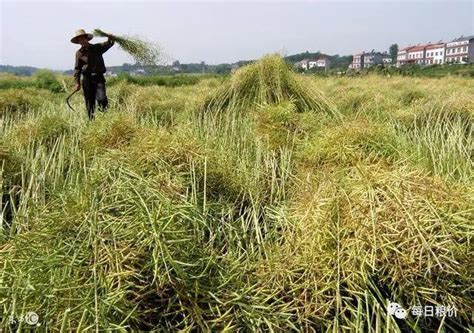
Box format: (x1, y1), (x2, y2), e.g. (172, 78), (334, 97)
(74, 39), (114, 84)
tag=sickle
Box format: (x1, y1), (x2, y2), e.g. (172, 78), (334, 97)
(66, 89), (79, 112)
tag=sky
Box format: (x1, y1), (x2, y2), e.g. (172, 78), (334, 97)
(0, 0), (472, 70)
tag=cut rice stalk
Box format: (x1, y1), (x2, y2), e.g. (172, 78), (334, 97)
(93, 29), (163, 66)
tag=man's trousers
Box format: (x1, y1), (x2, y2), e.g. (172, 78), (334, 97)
(82, 73), (108, 120)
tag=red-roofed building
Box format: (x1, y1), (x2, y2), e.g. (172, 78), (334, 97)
(425, 43), (446, 65)
(396, 46), (414, 67)
(406, 44), (429, 65)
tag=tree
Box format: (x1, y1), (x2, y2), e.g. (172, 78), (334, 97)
(389, 44), (399, 62)
(214, 64), (232, 74)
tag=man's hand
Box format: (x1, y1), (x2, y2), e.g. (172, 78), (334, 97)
(74, 83), (81, 91)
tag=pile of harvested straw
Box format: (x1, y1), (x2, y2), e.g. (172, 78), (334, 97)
(202, 55), (338, 116)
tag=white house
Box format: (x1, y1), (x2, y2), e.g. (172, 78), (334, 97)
(349, 53), (364, 69)
(315, 57), (331, 68)
(308, 60), (318, 69)
(297, 56), (332, 71)
(406, 45), (427, 65)
(396, 46), (414, 67)
(425, 43), (445, 65)
(296, 59), (310, 70)
(445, 35), (474, 64)
(308, 57), (331, 69)
(131, 68), (146, 76)
(382, 53), (393, 65)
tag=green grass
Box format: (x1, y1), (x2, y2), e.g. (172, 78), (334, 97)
(0, 57), (473, 331)
(356, 63), (474, 78)
(108, 73), (202, 87)
(0, 71), (64, 93)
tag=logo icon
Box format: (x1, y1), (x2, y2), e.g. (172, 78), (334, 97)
(24, 311), (39, 325)
(388, 302), (407, 319)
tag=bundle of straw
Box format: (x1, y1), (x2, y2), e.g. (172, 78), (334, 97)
(202, 55), (339, 117)
(93, 29), (162, 65)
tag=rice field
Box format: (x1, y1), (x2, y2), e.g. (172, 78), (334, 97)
(0, 57), (472, 331)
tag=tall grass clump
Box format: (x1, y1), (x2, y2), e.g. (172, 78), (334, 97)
(259, 163), (473, 332)
(297, 118), (401, 168)
(108, 74), (200, 87)
(392, 96), (473, 182)
(129, 87), (187, 126)
(202, 55), (338, 116)
(0, 88), (56, 117)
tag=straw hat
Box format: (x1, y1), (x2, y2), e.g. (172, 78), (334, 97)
(70, 29), (93, 44)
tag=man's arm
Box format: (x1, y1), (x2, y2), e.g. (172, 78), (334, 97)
(73, 50), (82, 89)
(100, 37), (115, 54)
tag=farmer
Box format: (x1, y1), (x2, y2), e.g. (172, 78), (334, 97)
(71, 29), (115, 120)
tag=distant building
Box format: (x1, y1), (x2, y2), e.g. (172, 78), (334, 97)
(349, 52), (364, 69)
(294, 56), (331, 71)
(396, 46), (414, 67)
(131, 68), (146, 76)
(425, 43), (446, 65)
(316, 57), (331, 68)
(445, 35), (474, 64)
(172, 60), (181, 72)
(363, 51), (383, 68)
(295, 59), (310, 70)
(307, 57), (331, 69)
(382, 53), (393, 65)
(308, 60), (318, 69)
(398, 43), (445, 66)
(348, 51), (383, 69)
(406, 44), (428, 65)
